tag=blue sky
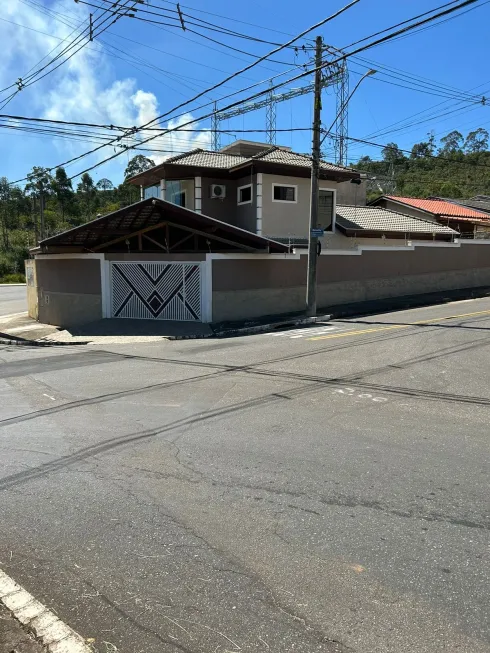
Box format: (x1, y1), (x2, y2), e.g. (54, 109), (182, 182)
(1, 0), (490, 187)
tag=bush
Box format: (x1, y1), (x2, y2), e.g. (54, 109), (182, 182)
(0, 273), (26, 283)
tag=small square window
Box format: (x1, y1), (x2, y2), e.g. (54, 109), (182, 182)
(273, 185), (296, 202)
(237, 184), (252, 204)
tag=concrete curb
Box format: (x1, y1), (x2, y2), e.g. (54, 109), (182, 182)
(0, 568), (92, 653)
(0, 336), (88, 347)
(0, 283), (26, 286)
(166, 314), (332, 340)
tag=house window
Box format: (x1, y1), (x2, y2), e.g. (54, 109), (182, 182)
(319, 189), (335, 231)
(166, 180), (187, 207)
(237, 184), (252, 205)
(273, 184), (297, 203)
(143, 185), (160, 200)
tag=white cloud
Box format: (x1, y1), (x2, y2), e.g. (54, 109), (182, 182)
(0, 0), (211, 181)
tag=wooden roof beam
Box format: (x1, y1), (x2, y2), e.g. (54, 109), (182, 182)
(92, 221), (168, 251)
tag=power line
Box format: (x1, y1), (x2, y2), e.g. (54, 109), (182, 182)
(8, 1), (359, 185)
(12, 0), (480, 184)
(0, 0), (129, 109)
(347, 135), (490, 169)
(0, 114), (312, 132)
(67, 0), (482, 180)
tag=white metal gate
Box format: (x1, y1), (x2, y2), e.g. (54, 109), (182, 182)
(110, 262), (202, 321)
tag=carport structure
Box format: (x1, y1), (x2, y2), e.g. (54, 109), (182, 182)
(28, 198), (290, 327)
(39, 198), (288, 255)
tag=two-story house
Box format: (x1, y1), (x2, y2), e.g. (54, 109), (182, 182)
(127, 140), (365, 243)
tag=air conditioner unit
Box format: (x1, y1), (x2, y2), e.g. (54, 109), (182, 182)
(210, 184), (226, 199)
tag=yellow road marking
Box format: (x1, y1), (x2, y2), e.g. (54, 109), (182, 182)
(308, 308), (490, 341)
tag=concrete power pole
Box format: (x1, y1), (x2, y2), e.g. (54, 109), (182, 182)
(306, 35), (323, 317)
(40, 190), (45, 242)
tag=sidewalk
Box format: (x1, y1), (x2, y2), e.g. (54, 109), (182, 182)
(0, 312), (329, 345)
(3, 284), (488, 347)
(0, 603), (44, 653)
(0, 313), (59, 343)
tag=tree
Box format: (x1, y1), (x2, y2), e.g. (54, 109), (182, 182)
(96, 178), (114, 191)
(25, 166), (52, 198)
(410, 142), (432, 159)
(381, 142), (405, 164)
(439, 130), (463, 155)
(51, 167), (74, 220)
(25, 167), (53, 241)
(427, 131), (436, 155)
(77, 172), (97, 219)
(124, 155), (155, 180)
(464, 128), (489, 153)
(0, 177), (12, 250)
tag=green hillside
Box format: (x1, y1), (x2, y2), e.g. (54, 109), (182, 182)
(354, 128), (490, 200)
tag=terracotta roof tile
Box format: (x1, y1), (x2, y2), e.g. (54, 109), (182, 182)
(386, 196), (490, 220)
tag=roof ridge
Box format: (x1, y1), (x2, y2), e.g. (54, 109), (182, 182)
(200, 149), (247, 158)
(248, 146), (280, 161)
(164, 148), (204, 163)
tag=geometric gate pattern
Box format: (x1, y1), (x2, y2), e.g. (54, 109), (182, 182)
(111, 262), (202, 321)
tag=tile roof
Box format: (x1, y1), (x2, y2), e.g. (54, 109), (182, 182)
(165, 147), (355, 174)
(385, 196), (490, 220)
(443, 196), (490, 214)
(239, 147), (353, 173)
(336, 205), (458, 235)
(167, 149), (247, 169)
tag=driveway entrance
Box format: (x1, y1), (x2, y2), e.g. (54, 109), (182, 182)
(111, 261), (202, 321)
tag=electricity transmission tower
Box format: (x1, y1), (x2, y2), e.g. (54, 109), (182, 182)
(333, 62), (349, 167)
(211, 69), (343, 151)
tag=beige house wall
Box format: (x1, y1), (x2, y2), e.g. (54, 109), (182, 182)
(211, 242), (490, 322)
(260, 174), (365, 240)
(34, 258), (102, 327)
(199, 175), (256, 232)
(25, 259), (38, 320)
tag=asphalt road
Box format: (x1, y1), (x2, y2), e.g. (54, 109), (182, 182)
(0, 298), (489, 652)
(0, 285), (27, 316)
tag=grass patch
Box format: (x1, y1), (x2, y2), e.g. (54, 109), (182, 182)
(0, 273), (26, 283)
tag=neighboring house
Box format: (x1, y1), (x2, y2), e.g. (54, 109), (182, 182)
(335, 205), (457, 245)
(429, 195), (490, 215)
(127, 140), (364, 242)
(370, 195), (490, 238)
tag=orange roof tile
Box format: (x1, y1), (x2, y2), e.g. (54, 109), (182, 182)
(386, 196), (490, 220)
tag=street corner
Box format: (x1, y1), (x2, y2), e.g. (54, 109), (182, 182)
(0, 312), (61, 344)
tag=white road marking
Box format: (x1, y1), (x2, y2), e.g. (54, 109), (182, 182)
(268, 325), (338, 339)
(333, 387), (388, 403)
(0, 568), (91, 653)
(43, 394), (56, 401)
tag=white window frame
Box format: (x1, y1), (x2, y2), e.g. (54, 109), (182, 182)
(272, 183), (297, 204)
(237, 183), (253, 205)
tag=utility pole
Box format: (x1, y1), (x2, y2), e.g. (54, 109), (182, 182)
(40, 190), (45, 242)
(306, 35), (323, 317)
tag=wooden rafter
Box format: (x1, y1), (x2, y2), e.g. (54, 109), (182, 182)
(164, 220), (259, 252)
(143, 234), (167, 250)
(169, 233), (194, 251)
(92, 221), (168, 251)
